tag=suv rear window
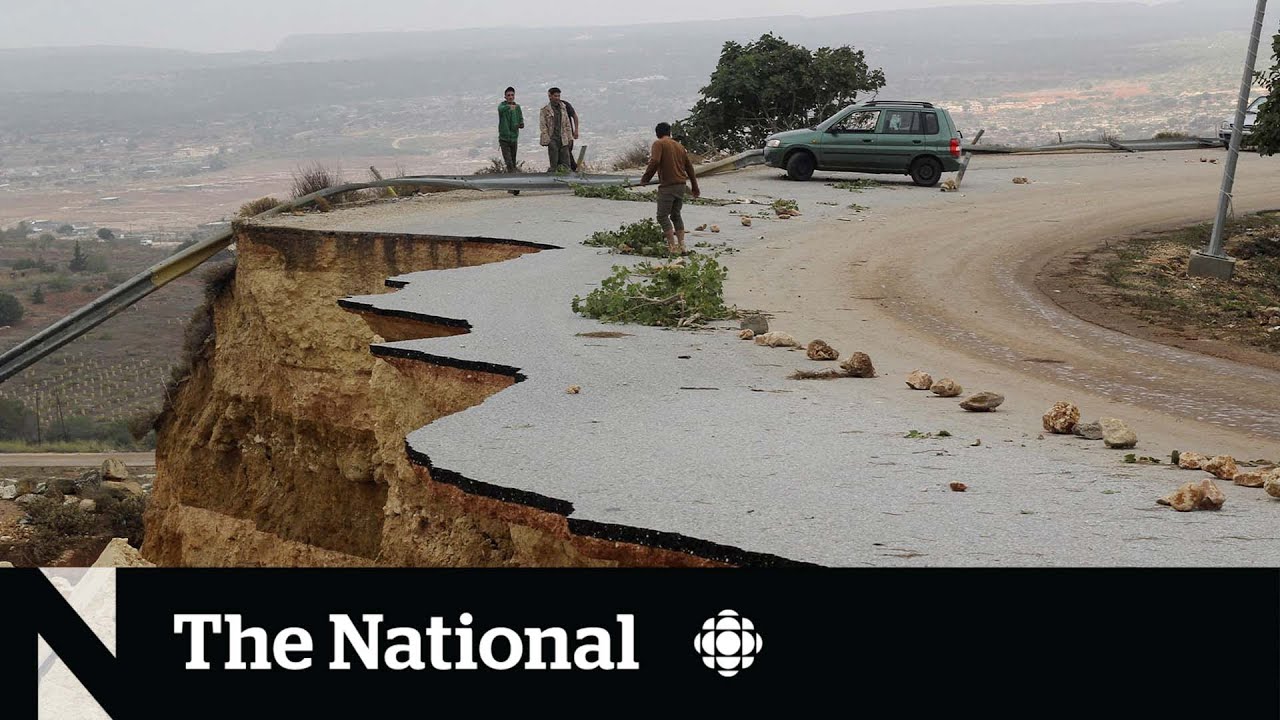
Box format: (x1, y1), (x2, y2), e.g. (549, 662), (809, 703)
(921, 112), (939, 135)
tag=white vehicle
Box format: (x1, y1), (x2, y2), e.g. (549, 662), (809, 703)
(1219, 97), (1267, 146)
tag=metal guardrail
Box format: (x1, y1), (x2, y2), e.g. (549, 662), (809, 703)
(0, 172), (642, 384)
(966, 137), (1224, 154)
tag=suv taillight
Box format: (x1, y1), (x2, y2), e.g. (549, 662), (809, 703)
(950, 138), (961, 158)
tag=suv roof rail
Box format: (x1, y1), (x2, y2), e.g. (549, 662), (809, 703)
(862, 101), (935, 108)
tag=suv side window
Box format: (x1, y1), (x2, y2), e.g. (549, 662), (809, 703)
(832, 110), (880, 133)
(921, 112), (939, 135)
(883, 110), (921, 134)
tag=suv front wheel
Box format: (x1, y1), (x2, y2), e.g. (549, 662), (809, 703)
(785, 151), (815, 181)
(909, 157), (943, 187)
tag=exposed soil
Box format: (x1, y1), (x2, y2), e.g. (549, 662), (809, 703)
(1039, 212), (1280, 371)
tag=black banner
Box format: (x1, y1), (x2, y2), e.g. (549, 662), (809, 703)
(2, 569), (1277, 717)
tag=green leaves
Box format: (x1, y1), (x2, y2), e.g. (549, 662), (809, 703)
(1253, 32), (1280, 156)
(571, 255), (731, 327)
(679, 33), (886, 154)
(583, 219), (670, 257)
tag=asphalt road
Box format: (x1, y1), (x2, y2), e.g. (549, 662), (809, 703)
(0, 452), (155, 467)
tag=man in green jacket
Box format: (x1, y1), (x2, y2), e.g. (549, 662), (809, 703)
(498, 87), (524, 172)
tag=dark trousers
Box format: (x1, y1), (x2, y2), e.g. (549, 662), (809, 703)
(547, 140), (572, 172)
(500, 140), (518, 172)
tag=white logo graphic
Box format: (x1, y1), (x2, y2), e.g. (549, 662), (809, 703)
(694, 609), (762, 677)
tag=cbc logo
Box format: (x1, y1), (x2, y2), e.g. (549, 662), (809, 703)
(694, 609), (763, 677)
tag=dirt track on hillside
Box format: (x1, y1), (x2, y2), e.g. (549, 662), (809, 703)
(726, 150), (1280, 458)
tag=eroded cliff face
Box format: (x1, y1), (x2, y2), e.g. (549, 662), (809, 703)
(142, 224), (723, 568)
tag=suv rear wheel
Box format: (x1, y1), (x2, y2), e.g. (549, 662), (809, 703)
(909, 157), (942, 187)
(785, 151), (815, 181)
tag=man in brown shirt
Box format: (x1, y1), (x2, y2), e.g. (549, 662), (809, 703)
(640, 122), (701, 255)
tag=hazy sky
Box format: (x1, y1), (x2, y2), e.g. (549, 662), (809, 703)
(1, 0), (1163, 53)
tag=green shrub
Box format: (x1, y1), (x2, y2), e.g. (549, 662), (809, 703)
(571, 254), (731, 326)
(0, 292), (24, 325)
(584, 219), (670, 256)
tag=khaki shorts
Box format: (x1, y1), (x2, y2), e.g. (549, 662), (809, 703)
(656, 185), (686, 233)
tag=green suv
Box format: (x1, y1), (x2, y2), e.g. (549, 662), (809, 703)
(762, 101), (963, 186)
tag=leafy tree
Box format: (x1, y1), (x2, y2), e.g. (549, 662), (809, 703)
(677, 33), (886, 154)
(0, 399), (35, 441)
(69, 240), (88, 272)
(96, 227), (115, 241)
(1254, 29), (1280, 155)
(57, 223), (74, 235)
(30, 285), (44, 304)
(0, 292), (25, 325)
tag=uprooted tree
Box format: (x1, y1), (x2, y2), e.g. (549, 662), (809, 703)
(676, 33), (886, 154)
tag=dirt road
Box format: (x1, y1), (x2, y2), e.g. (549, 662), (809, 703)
(726, 149), (1280, 459)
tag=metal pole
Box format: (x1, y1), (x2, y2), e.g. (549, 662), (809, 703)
(1206, 0), (1268, 259)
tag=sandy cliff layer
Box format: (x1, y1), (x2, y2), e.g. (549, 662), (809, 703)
(142, 224), (724, 568)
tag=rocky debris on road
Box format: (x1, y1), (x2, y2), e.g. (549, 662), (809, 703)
(740, 315), (769, 335)
(738, 329), (755, 340)
(1177, 451), (1208, 470)
(1234, 470), (1268, 488)
(949, 482), (968, 492)
(755, 331), (799, 348)
(930, 379), (963, 397)
(960, 392), (1004, 412)
(1266, 472), (1280, 499)
(806, 340), (840, 361)
(566, 385), (582, 394)
(741, 217), (752, 227)
(840, 352), (876, 378)
(710, 225), (721, 233)
(1073, 421), (1104, 440)
(940, 179), (958, 192)
(1158, 479), (1226, 512)
(1042, 402), (1080, 434)
(1202, 455), (1239, 481)
(790, 369), (849, 380)
(101, 457), (129, 481)
(1012, 177), (1031, 184)
(695, 224), (707, 232)
(1099, 418), (1137, 449)
(905, 370), (933, 390)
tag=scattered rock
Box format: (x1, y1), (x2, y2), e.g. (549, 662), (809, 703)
(930, 379), (963, 397)
(1177, 451), (1208, 470)
(960, 392), (1004, 412)
(940, 179), (958, 192)
(13, 478), (37, 496)
(1234, 470), (1267, 488)
(1199, 479), (1226, 510)
(1012, 177), (1030, 184)
(738, 329), (755, 340)
(1099, 418), (1137, 449)
(1202, 455), (1239, 481)
(15, 494), (42, 508)
(755, 331), (799, 348)
(1073, 421), (1104, 441)
(806, 340), (840, 361)
(905, 370), (934, 390)
(51, 477), (78, 495)
(949, 482), (968, 492)
(63, 496), (79, 506)
(695, 224), (707, 232)
(1259, 307), (1280, 325)
(0, 562), (12, 568)
(741, 217), (752, 227)
(566, 385), (582, 395)
(739, 314), (769, 335)
(78, 499), (97, 513)
(709, 225), (721, 233)
(840, 352), (876, 378)
(100, 480), (145, 500)
(1265, 470), (1280, 498)
(1042, 402), (1080, 434)
(101, 457), (130, 481)
(0, 480), (15, 501)
(92, 538), (155, 568)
